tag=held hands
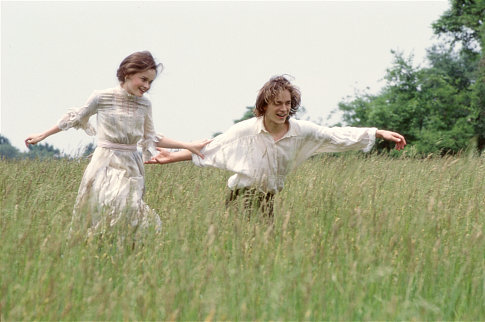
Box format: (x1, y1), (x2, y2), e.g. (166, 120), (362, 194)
(184, 139), (212, 159)
(145, 139), (212, 165)
(375, 130), (407, 150)
(145, 147), (174, 164)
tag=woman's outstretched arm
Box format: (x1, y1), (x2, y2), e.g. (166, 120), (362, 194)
(25, 125), (62, 147)
(144, 147), (192, 164)
(157, 137), (211, 159)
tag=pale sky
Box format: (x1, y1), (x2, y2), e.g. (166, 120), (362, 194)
(1, 0), (449, 156)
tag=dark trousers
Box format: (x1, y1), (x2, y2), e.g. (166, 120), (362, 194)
(225, 188), (275, 218)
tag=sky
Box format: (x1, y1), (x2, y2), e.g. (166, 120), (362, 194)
(1, 0), (450, 156)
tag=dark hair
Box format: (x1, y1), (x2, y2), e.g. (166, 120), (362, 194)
(254, 75), (301, 117)
(116, 51), (163, 83)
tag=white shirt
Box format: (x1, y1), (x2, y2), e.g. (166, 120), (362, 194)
(193, 117), (377, 193)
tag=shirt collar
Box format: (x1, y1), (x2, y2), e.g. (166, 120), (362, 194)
(286, 118), (298, 138)
(256, 116), (298, 138)
(255, 116), (266, 134)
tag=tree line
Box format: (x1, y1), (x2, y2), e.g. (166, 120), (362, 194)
(336, 0), (484, 156)
(2, 1), (483, 160)
(0, 135), (95, 160)
(229, 1), (484, 156)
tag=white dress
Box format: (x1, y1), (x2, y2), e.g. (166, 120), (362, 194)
(58, 86), (162, 234)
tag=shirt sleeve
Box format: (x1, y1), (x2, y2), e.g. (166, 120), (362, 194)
(57, 91), (98, 136)
(312, 124), (377, 153)
(191, 124), (257, 175)
(192, 132), (235, 170)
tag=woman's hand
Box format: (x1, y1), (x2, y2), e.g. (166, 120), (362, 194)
(376, 130), (407, 150)
(145, 147), (173, 164)
(25, 133), (45, 147)
(145, 148), (194, 164)
(25, 126), (61, 147)
(146, 139), (212, 165)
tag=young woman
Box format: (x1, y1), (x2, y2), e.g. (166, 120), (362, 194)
(146, 75), (406, 217)
(25, 51), (209, 235)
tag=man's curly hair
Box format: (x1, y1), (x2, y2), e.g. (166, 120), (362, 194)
(254, 75), (301, 118)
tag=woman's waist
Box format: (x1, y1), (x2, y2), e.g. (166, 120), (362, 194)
(97, 139), (138, 151)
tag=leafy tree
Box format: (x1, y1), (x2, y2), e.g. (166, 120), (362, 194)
(26, 142), (62, 159)
(0, 135), (11, 145)
(338, 91), (375, 127)
(472, 21), (485, 151)
(0, 135), (20, 159)
(338, 48), (478, 155)
(233, 106), (255, 124)
(337, 1), (484, 155)
(419, 47), (477, 154)
(82, 142), (96, 158)
(473, 45), (485, 151)
(432, 0), (485, 151)
(432, 0), (484, 54)
(338, 52), (420, 152)
(0, 134), (65, 159)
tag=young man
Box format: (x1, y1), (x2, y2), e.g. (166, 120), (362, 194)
(146, 75), (406, 217)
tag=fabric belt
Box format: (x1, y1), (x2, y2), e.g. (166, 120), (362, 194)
(97, 139), (137, 151)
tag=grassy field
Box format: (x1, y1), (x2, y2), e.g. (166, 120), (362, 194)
(1, 154), (484, 320)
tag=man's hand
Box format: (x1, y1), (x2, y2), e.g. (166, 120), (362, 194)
(185, 139), (212, 159)
(376, 130), (407, 151)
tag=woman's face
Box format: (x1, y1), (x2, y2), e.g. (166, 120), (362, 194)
(123, 69), (156, 97)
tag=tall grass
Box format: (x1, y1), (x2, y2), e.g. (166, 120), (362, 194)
(1, 154), (484, 320)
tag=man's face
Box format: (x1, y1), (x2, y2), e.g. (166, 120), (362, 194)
(264, 89), (292, 126)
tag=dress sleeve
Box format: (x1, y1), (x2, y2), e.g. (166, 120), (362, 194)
(139, 100), (163, 162)
(57, 91), (98, 136)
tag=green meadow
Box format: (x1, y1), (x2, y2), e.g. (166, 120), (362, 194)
(1, 154), (484, 320)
